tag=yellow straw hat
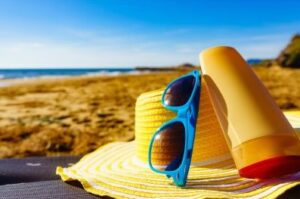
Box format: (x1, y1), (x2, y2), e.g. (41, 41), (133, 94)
(135, 80), (231, 166)
(57, 77), (300, 199)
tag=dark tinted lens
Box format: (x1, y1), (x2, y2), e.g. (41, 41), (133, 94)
(150, 122), (185, 171)
(164, 76), (195, 106)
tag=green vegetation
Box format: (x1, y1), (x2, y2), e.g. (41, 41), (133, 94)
(277, 34), (300, 68)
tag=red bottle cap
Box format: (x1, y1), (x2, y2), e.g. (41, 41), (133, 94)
(239, 156), (300, 179)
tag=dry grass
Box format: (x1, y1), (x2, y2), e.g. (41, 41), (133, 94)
(0, 67), (299, 158)
(254, 66), (300, 109)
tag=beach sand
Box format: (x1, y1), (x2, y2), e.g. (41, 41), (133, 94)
(0, 67), (299, 158)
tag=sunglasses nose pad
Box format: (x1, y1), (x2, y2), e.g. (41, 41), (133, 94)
(189, 112), (196, 125)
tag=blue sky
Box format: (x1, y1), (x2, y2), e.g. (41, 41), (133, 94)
(0, 0), (299, 68)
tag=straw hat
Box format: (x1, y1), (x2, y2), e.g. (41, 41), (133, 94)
(57, 78), (300, 199)
(135, 79), (231, 166)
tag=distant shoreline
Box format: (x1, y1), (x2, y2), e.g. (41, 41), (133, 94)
(0, 68), (179, 88)
(0, 68), (135, 80)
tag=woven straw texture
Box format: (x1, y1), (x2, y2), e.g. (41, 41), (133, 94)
(136, 79), (230, 166)
(57, 84), (300, 199)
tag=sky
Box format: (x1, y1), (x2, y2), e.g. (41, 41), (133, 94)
(0, 0), (299, 68)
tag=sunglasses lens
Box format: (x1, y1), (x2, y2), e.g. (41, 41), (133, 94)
(164, 75), (195, 106)
(150, 122), (185, 171)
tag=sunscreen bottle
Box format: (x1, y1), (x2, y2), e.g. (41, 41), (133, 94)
(199, 46), (300, 179)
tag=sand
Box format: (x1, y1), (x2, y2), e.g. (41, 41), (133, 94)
(0, 67), (299, 158)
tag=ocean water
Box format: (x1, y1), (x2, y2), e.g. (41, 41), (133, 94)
(0, 68), (135, 79)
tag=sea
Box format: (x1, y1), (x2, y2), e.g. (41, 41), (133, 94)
(0, 68), (136, 80)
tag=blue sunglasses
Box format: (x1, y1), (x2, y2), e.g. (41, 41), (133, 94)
(148, 70), (201, 187)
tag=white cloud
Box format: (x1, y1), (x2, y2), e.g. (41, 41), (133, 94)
(0, 25), (296, 68)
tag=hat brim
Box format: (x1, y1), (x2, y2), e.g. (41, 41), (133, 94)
(57, 139), (300, 199)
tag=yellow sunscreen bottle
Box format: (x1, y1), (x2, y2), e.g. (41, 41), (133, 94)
(199, 46), (300, 179)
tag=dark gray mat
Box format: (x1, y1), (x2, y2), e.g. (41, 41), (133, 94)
(0, 180), (105, 199)
(0, 156), (81, 185)
(0, 179), (298, 199)
(278, 185), (300, 199)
